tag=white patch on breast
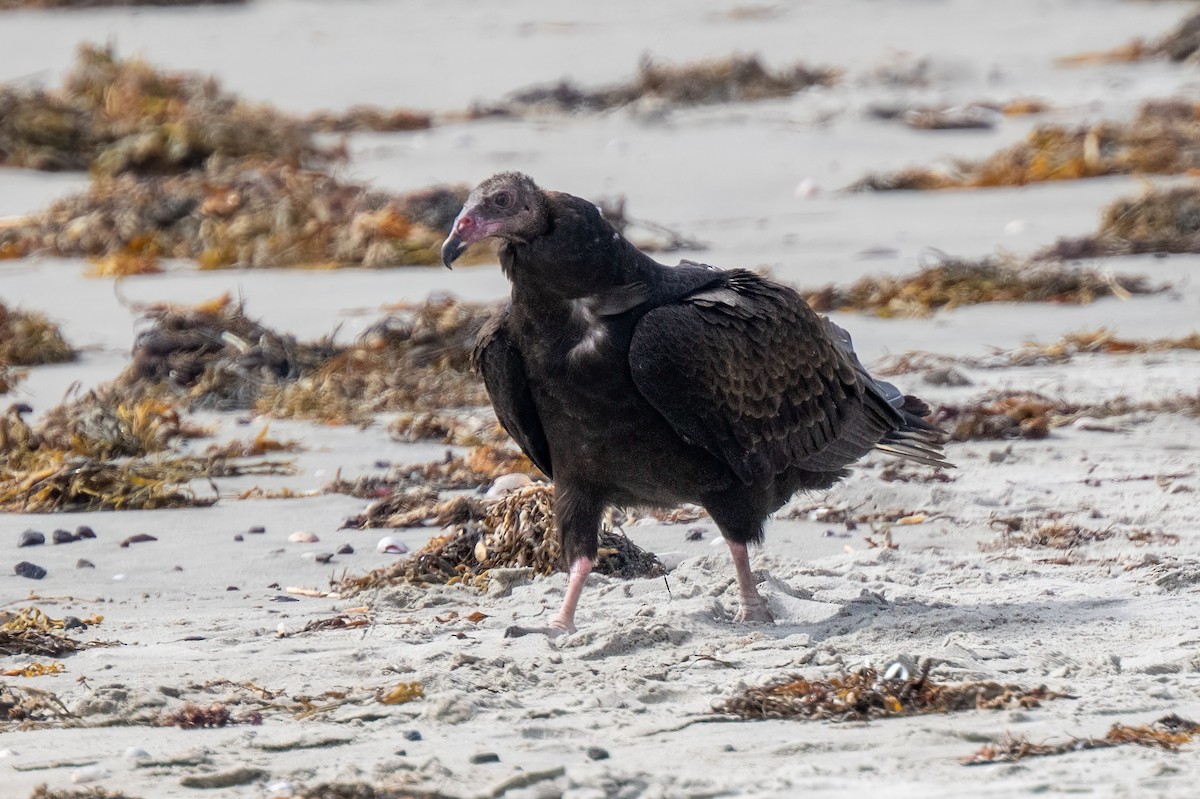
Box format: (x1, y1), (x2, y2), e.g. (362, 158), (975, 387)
(568, 298), (609, 363)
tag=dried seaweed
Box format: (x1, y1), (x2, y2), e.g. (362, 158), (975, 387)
(982, 516), (1115, 551)
(337, 484), (665, 594)
(388, 411), (506, 447)
(339, 488), (491, 530)
(259, 297), (495, 423)
(1058, 8), (1200, 66)
(26, 785), (142, 799)
(965, 714), (1200, 765)
(849, 101), (1200, 191)
(933, 390), (1200, 442)
(305, 106), (432, 133)
(1, 684), (73, 726)
(474, 54), (838, 117)
(36, 392), (208, 459)
(160, 702), (237, 729)
(0, 161), (465, 268)
(0, 301), (75, 366)
(0, 43), (326, 175)
(0, 607), (105, 657)
(1040, 185), (1200, 260)
(297, 786), (455, 799)
(802, 254), (1161, 318)
(718, 661), (1068, 722)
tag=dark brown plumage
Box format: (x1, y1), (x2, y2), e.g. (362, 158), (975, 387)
(442, 172), (949, 635)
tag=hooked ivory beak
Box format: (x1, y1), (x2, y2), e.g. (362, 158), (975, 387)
(441, 208), (479, 268)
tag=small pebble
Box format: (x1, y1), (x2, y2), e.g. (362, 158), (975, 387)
(76, 559), (95, 569)
(75, 525), (96, 539)
(289, 531), (319, 543)
(586, 746), (610, 761)
(248, 525), (266, 534)
(233, 533), (244, 542)
(403, 729), (423, 741)
(71, 765), (104, 784)
(124, 747), (150, 760)
(53, 529), (77, 544)
(112, 573), (127, 581)
(794, 177), (820, 199)
(0, 747), (18, 758)
(314, 553), (334, 564)
(120, 533), (157, 548)
(14, 561), (46, 580)
(266, 781), (296, 798)
(226, 586), (239, 591)
(17, 530), (45, 548)
(336, 544), (354, 555)
(470, 752), (500, 764)
(685, 527), (704, 541)
(62, 616), (84, 630)
(376, 536), (408, 555)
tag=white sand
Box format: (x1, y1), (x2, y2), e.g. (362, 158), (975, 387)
(3, 2), (1200, 798)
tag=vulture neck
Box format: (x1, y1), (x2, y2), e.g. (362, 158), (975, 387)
(502, 195), (656, 314)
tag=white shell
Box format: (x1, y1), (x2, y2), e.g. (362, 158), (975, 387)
(486, 473), (532, 497)
(112, 573), (127, 581)
(124, 747), (150, 760)
(71, 765), (105, 783)
(267, 781), (296, 798)
(0, 748), (18, 758)
(376, 536), (408, 555)
(884, 662), (909, 681)
(289, 531), (319, 543)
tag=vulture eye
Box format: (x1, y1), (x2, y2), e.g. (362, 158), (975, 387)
(493, 191), (513, 209)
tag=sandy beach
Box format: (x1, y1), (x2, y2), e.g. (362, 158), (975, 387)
(3, 1), (1200, 797)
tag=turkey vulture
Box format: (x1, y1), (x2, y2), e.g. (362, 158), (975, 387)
(441, 172), (949, 635)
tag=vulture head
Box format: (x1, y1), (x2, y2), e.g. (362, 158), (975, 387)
(441, 172), (549, 267)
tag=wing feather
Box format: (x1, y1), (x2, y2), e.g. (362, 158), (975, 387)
(472, 305), (553, 478)
(629, 270), (947, 484)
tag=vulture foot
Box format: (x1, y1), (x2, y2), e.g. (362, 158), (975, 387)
(735, 598), (775, 624)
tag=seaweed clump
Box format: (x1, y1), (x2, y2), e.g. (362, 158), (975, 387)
(0, 161), (466, 269)
(0, 43), (327, 175)
(0, 301), (75, 366)
(718, 661), (1068, 722)
(848, 101), (1200, 191)
(26, 787), (142, 799)
(0, 606), (106, 657)
(476, 54), (838, 116)
(802, 255), (1161, 318)
(1041, 185), (1200, 260)
(337, 484), (665, 594)
(259, 296), (495, 423)
(965, 714), (1200, 765)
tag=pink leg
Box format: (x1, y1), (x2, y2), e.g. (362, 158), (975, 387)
(505, 556), (593, 639)
(548, 556), (593, 635)
(727, 541), (773, 623)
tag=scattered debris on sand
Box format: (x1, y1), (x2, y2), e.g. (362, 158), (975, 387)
(718, 661), (1069, 721)
(388, 410), (507, 447)
(866, 100), (1047, 132)
(964, 714), (1200, 765)
(0, 161), (466, 268)
(0, 301), (75, 366)
(0, 43), (328, 175)
(473, 54), (838, 117)
(296, 785), (455, 799)
(982, 515), (1177, 553)
(36, 391), (208, 460)
(802, 254), (1162, 318)
(305, 105), (432, 133)
(1, 685), (74, 728)
(848, 101), (1200, 190)
(1041, 184), (1200, 260)
(338, 484), (665, 594)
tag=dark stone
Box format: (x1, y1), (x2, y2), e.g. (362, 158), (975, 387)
(470, 752), (500, 764)
(76, 559), (95, 569)
(120, 534), (157, 548)
(233, 534), (244, 542)
(336, 544), (354, 555)
(18, 530), (45, 548)
(52, 529), (77, 544)
(314, 553), (334, 564)
(15, 561), (47, 579)
(226, 586), (239, 591)
(403, 730), (423, 741)
(75, 525), (97, 539)
(248, 526), (266, 534)
(62, 616), (84, 630)
(586, 746), (610, 761)
(685, 527), (705, 541)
